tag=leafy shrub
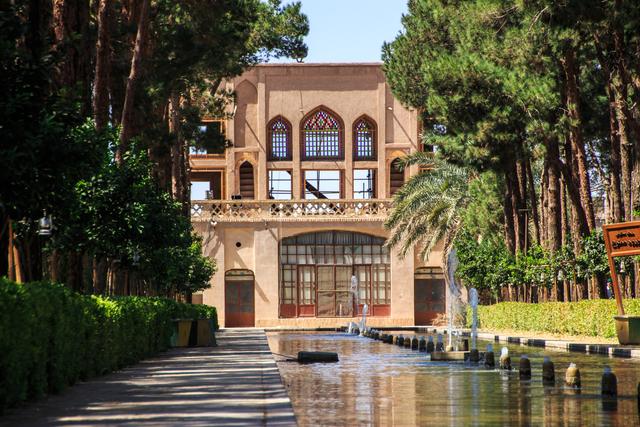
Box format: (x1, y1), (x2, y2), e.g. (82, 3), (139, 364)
(0, 278), (217, 412)
(467, 299), (640, 338)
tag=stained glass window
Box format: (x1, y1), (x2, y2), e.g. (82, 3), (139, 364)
(354, 118), (375, 160)
(268, 117), (291, 160)
(302, 110), (342, 160)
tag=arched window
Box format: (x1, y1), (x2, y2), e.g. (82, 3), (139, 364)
(353, 117), (376, 160)
(389, 158), (404, 196)
(302, 108), (343, 160)
(267, 116), (291, 161)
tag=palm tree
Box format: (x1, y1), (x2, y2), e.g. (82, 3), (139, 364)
(384, 152), (474, 282)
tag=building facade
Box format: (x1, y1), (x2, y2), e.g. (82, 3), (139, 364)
(190, 63), (446, 328)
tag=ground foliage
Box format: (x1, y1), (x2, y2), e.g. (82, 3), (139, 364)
(469, 299), (640, 339)
(456, 229), (636, 300)
(0, 278), (217, 412)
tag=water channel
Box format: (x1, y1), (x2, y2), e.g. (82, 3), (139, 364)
(268, 332), (640, 426)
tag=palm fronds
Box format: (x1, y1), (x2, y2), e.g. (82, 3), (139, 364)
(384, 154), (473, 262)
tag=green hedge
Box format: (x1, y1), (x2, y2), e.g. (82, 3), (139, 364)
(0, 278), (217, 412)
(468, 299), (640, 339)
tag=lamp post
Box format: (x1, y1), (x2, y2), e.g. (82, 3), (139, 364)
(38, 210), (52, 236)
(37, 210), (53, 280)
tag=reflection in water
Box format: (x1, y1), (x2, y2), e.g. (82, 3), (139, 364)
(268, 332), (640, 426)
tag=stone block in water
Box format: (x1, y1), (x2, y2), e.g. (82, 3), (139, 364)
(418, 337), (426, 352)
(601, 367), (617, 396)
(519, 356), (531, 379)
(542, 357), (555, 384)
(565, 363), (581, 388)
(297, 351), (339, 364)
(499, 348), (511, 370)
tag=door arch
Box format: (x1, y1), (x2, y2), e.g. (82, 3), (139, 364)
(225, 269), (255, 327)
(414, 267), (445, 325)
(238, 161), (255, 199)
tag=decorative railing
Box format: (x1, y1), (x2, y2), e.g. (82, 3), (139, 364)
(191, 199), (393, 222)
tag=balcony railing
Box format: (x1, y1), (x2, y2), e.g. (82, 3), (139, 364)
(191, 199), (393, 222)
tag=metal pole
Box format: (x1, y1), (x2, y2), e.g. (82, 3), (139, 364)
(607, 254), (625, 315)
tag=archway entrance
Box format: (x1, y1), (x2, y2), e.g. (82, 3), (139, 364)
(225, 269), (255, 327)
(414, 267), (445, 325)
(279, 231), (391, 318)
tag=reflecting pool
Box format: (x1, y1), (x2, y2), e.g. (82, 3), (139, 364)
(268, 332), (640, 426)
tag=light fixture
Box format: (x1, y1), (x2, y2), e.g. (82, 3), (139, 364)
(132, 250), (140, 266)
(38, 210), (52, 236)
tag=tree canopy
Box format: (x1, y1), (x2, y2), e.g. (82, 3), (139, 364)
(383, 0), (640, 302)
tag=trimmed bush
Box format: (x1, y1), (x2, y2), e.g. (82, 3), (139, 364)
(468, 299), (640, 339)
(0, 278), (217, 412)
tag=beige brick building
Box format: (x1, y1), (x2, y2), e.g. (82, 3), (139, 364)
(190, 63), (446, 328)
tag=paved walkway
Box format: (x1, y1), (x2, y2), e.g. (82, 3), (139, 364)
(0, 329), (296, 427)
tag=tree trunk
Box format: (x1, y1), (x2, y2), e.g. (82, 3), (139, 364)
(52, 0), (91, 113)
(92, 256), (107, 294)
(93, 0), (112, 130)
(118, 0), (150, 161)
(169, 92), (182, 199)
(612, 75), (633, 221)
(525, 158), (540, 245)
(181, 132), (191, 217)
(503, 172), (516, 254)
(544, 137), (562, 253)
(608, 85), (625, 223)
(561, 45), (596, 232)
(560, 178), (568, 246)
(514, 159), (528, 252)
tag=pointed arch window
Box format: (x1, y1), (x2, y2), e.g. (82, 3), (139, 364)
(302, 109), (343, 160)
(239, 161), (255, 199)
(389, 158), (404, 196)
(268, 116), (291, 161)
(353, 117), (376, 160)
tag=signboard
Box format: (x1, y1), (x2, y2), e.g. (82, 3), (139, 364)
(602, 220), (640, 315)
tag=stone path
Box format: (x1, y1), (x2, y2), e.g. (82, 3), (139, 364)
(0, 329), (296, 427)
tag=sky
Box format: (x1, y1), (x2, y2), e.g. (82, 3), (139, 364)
(285, 0), (408, 63)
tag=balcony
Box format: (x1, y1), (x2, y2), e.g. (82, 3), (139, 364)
(191, 199), (393, 223)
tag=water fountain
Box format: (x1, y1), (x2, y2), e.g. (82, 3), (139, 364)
(468, 288), (480, 361)
(469, 288), (479, 350)
(446, 250), (463, 350)
(359, 304), (369, 336)
(347, 321), (359, 335)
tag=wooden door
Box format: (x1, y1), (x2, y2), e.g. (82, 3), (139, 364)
(414, 275), (445, 325)
(225, 279), (255, 327)
(298, 266), (316, 317)
(316, 266), (335, 317)
(335, 266), (352, 317)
